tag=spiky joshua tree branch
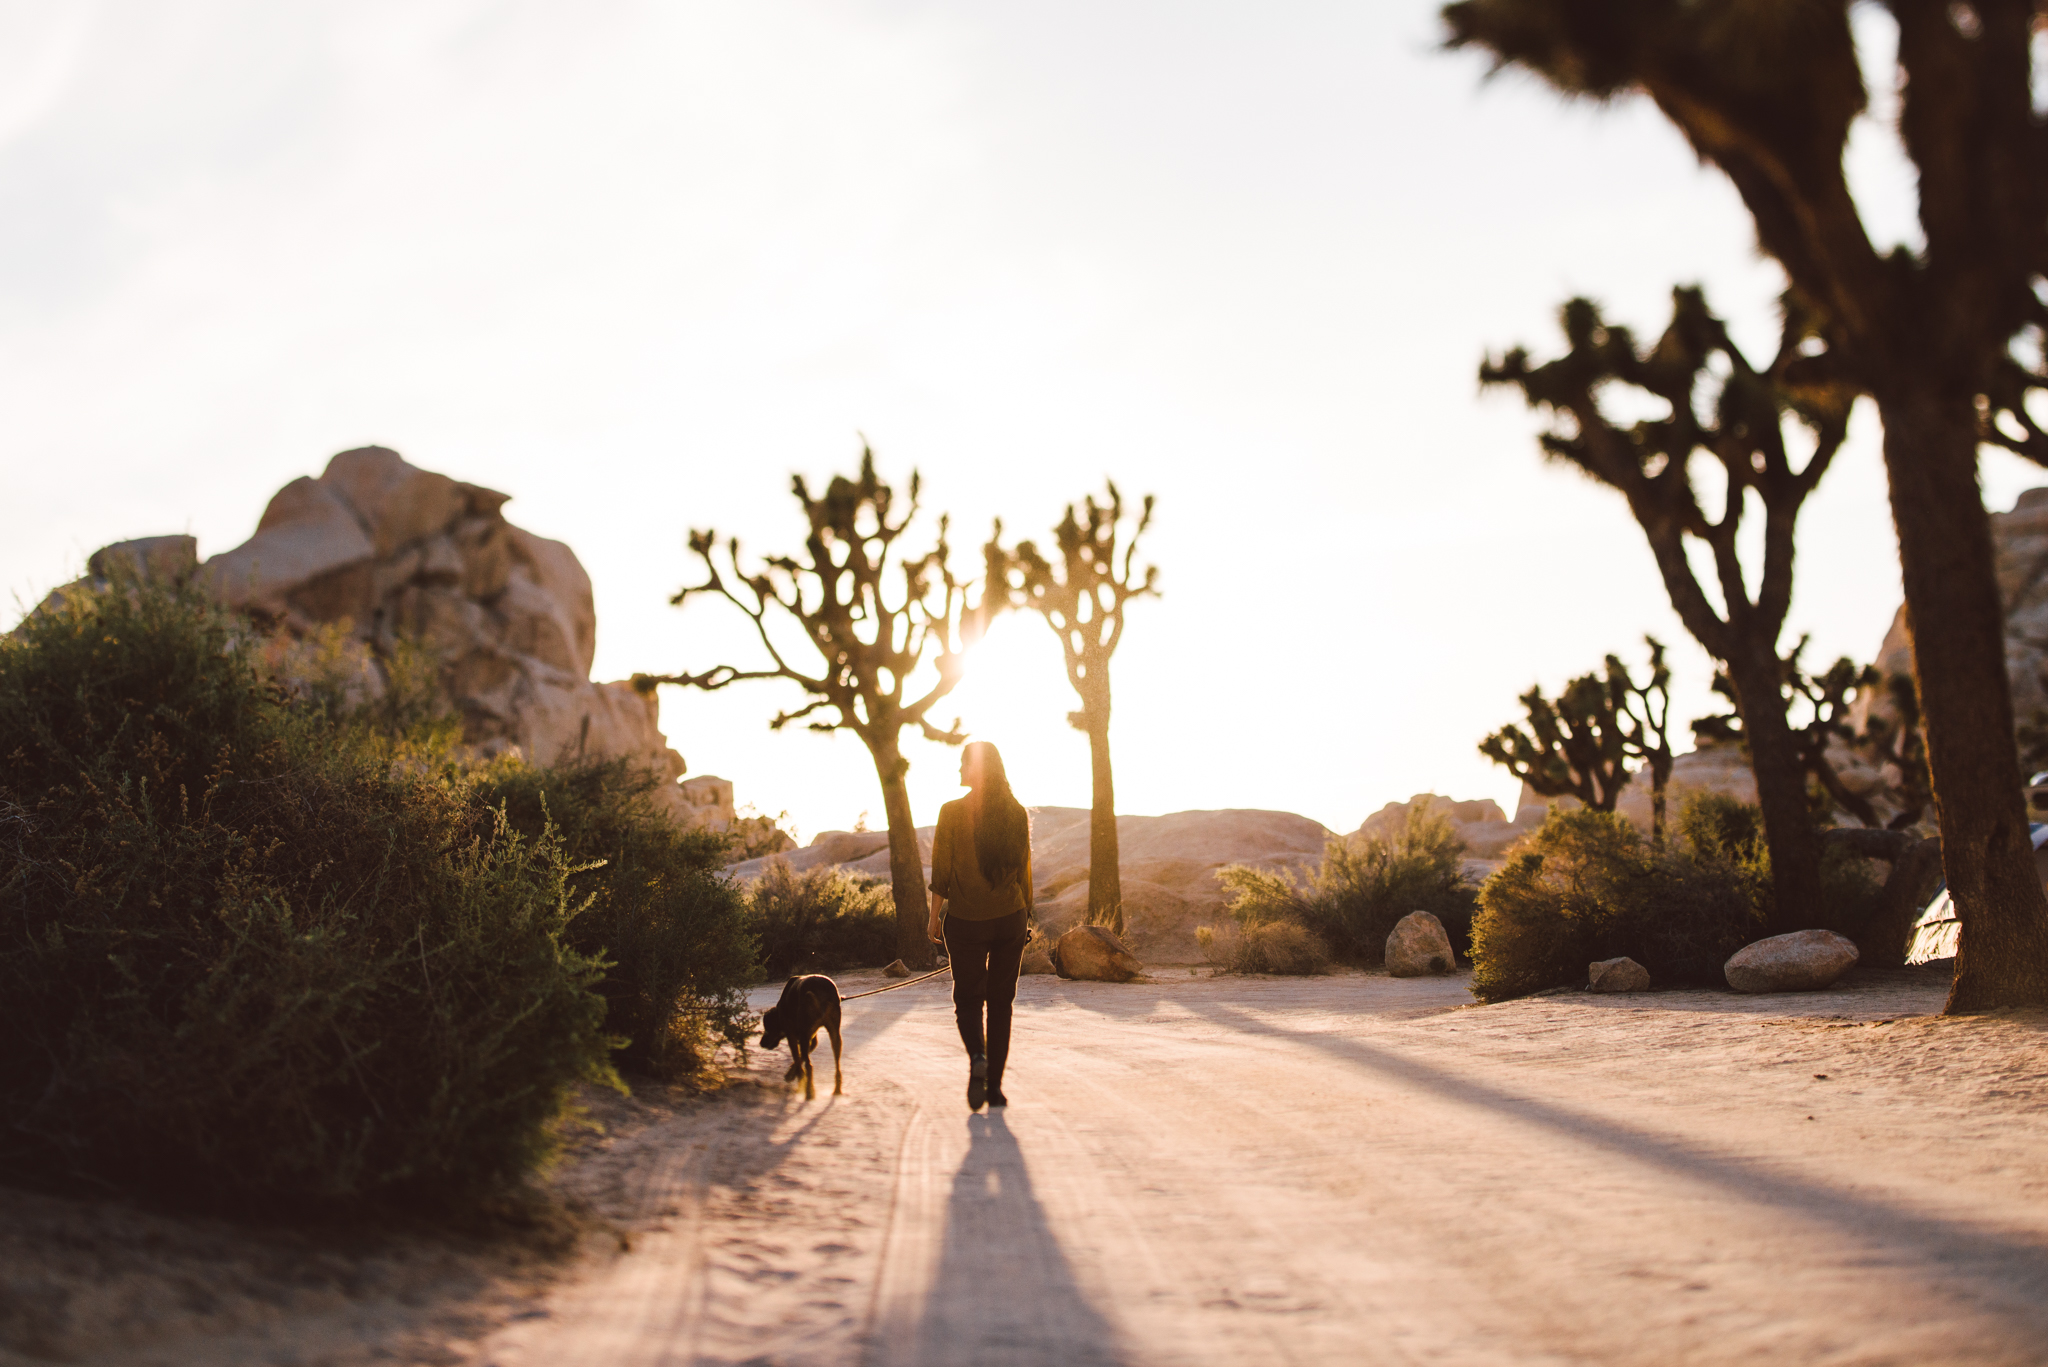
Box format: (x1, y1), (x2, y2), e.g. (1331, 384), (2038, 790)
(636, 447), (973, 967)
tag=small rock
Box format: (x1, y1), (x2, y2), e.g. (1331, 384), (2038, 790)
(1385, 911), (1455, 977)
(1053, 926), (1144, 982)
(1588, 956), (1650, 993)
(1724, 930), (1859, 993)
(882, 959), (910, 978)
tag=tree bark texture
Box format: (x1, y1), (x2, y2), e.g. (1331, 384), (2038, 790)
(1879, 393), (2048, 1009)
(1079, 677), (1122, 934)
(871, 736), (936, 970)
(1723, 649), (1824, 934)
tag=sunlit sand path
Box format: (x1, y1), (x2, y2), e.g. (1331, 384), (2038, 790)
(480, 967), (2048, 1366)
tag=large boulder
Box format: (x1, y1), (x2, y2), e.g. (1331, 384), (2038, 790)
(1724, 930), (1860, 993)
(1052, 926), (1144, 982)
(49, 447), (712, 830)
(1588, 956), (1651, 993)
(1360, 794), (1527, 858)
(88, 535), (199, 586)
(1385, 911), (1455, 977)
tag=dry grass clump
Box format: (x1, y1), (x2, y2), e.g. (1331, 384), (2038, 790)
(1198, 868), (1332, 975)
(1197, 920), (1331, 975)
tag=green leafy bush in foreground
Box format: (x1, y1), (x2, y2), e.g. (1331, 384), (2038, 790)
(474, 757), (757, 1076)
(0, 585), (617, 1212)
(1213, 800), (1476, 969)
(746, 858), (898, 978)
(1469, 798), (1876, 1002)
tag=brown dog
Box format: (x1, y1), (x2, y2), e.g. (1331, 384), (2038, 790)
(759, 974), (843, 1099)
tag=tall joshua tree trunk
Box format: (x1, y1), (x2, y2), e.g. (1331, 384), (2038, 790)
(985, 484), (1159, 937)
(1881, 393), (2048, 1009)
(1075, 671), (1121, 932)
(1722, 645), (1823, 931)
(868, 734), (933, 967)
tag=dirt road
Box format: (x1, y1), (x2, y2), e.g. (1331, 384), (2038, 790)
(481, 966), (2048, 1366)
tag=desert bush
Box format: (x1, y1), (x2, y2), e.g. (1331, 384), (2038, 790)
(1465, 796), (1866, 1002)
(1674, 792), (1878, 940)
(1202, 865), (1331, 975)
(0, 584), (617, 1212)
(746, 858), (898, 978)
(471, 757), (757, 1078)
(1213, 800), (1476, 967)
(1468, 809), (1649, 1002)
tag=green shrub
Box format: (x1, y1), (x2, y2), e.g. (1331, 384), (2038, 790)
(472, 757), (758, 1078)
(0, 585), (617, 1212)
(1468, 800), (1791, 1002)
(1213, 800), (1476, 967)
(746, 859), (898, 978)
(1674, 793), (1880, 940)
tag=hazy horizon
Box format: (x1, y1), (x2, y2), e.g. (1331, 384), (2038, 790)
(7, 0), (2045, 843)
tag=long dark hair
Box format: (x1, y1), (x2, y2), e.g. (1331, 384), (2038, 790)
(965, 740), (1030, 884)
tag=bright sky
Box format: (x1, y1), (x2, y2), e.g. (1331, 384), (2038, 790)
(5, 1), (2043, 842)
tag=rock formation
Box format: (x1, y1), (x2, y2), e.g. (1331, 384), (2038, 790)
(1028, 807), (1330, 958)
(37, 447), (720, 829)
(1724, 930), (1860, 993)
(1587, 956), (1650, 993)
(1863, 488), (2048, 728)
(1356, 793), (1534, 866)
(1384, 911), (1456, 977)
(1052, 926), (1144, 982)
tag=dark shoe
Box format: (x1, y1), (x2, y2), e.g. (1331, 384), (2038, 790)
(987, 1088), (1008, 1107)
(967, 1054), (988, 1111)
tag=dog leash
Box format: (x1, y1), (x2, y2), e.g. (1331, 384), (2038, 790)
(838, 962), (953, 1000)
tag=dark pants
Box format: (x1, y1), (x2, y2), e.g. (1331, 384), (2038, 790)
(943, 910), (1028, 1088)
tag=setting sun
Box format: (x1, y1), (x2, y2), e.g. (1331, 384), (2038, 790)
(939, 611), (1092, 813)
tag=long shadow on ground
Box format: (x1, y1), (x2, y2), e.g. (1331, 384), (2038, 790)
(1181, 998), (2048, 1335)
(890, 1111), (1124, 1367)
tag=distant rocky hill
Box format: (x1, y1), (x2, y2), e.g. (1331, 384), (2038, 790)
(35, 446), (728, 829)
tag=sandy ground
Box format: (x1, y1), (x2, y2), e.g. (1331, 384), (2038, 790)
(8, 962), (2048, 1365)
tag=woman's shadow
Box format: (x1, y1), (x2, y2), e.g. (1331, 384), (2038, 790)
(905, 1110), (1125, 1366)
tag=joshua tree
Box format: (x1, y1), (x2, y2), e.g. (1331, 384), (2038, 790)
(1482, 287), (1851, 933)
(1481, 638), (1674, 840)
(1780, 645), (1931, 832)
(984, 484), (1159, 934)
(1480, 673), (1631, 814)
(1610, 637), (1674, 845)
(1443, 0), (2048, 1011)
(636, 450), (973, 968)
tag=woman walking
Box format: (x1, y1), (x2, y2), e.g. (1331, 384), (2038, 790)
(927, 740), (1033, 1111)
